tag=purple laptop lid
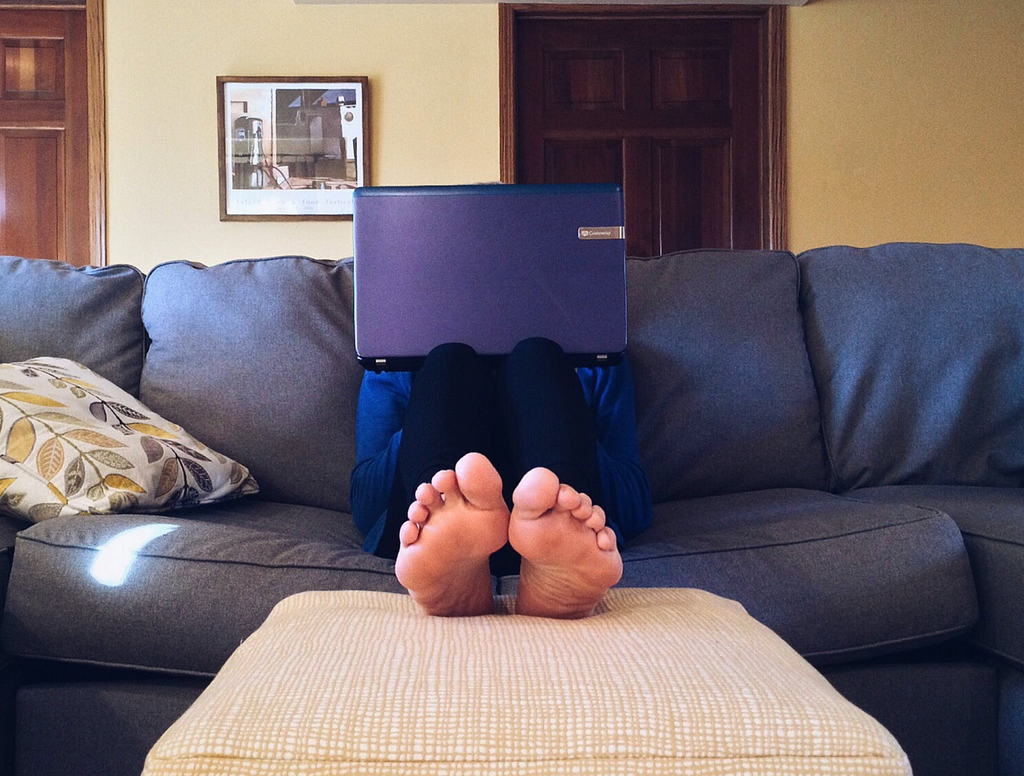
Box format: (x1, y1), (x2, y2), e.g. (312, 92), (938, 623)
(353, 184), (626, 370)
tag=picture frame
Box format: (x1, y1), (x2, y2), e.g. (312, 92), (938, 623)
(217, 76), (371, 221)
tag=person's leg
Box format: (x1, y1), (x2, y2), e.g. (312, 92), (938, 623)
(497, 337), (603, 500)
(380, 343), (511, 616)
(376, 342), (503, 559)
(497, 338), (622, 618)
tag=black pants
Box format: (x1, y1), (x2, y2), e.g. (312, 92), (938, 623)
(374, 338), (603, 575)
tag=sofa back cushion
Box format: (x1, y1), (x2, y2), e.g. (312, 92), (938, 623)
(798, 243), (1024, 489)
(0, 256), (145, 395)
(140, 257), (362, 512)
(627, 251), (829, 502)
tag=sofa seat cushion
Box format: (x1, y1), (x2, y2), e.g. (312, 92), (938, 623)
(1, 500), (403, 676)
(852, 485), (1024, 668)
(509, 489), (977, 664)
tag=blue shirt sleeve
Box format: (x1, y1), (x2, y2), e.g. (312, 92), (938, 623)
(577, 356), (653, 543)
(349, 370), (412, 547)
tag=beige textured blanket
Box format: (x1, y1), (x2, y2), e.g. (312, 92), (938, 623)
(143, 588), (911, 775)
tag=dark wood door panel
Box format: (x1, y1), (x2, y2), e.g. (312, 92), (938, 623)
(526, 18), (732, 52)
(0, 99), (64, 126)
(540, 108), (732, 135)
(543, 138), (623, 185)
(652, 139), (729, 252)
(2, 39), (65, 100)
(0, 9), (66, 39)
(0, 130), (63, 259)
(507, 7), (783, 254)
(544, 50), (623, 111)
(0, 7), (90, 265)
(651, 49), (729, 108)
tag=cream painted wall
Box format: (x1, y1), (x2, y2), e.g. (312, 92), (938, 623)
(106, 0), (500, 271)
(108, 0), (1024, 268)
(787, 0), (1024, 252)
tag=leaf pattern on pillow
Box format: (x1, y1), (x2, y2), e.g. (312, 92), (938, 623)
(36, 437), (64, 480)
(64, 429), (126, 448)
(65, 455), (85, 496)
(140, 436), (164, 463)
(6, 417), (35, 463)
(0, 358), (259, 522)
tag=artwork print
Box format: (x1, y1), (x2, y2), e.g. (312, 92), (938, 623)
(218, 77), (370, 220)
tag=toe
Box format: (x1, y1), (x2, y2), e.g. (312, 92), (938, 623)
(596, 526), (616, 551)
(571, 492), (593, 520)
(585, 504), (606, 532)
(512, 467), (560, 519)
(408, 501), (429, 523)
(415, 482), (441, 507)
(454, 453), (507, 511)
(399, 520), (421, 546)
(557, 484), (582, 512)
(431, 469), (461, 501)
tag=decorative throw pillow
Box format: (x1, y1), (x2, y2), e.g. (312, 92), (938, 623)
(0, 358), (258, 522)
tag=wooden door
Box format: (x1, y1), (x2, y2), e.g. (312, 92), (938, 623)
(503, 7), (785, 255)
(0, 6), (95, 265)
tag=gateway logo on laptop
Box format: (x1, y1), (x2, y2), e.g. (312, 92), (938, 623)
(578, 227), (625, 240)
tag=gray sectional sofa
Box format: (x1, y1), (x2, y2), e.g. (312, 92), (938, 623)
(0, 244), (1021, 776)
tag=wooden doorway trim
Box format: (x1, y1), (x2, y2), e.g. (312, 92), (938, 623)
(0, 0), (106, 265)
(499, 4), (787, 250)
(764, 5), (785, 251)
(86, 0), (106, 266)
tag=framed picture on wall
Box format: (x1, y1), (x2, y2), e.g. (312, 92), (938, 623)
(217, 76), (371, 221)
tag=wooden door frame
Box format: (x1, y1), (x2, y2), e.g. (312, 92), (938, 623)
(0, 0), (106, 265)
(499, 4), (786, 250)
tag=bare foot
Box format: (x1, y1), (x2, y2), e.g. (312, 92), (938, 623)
(509, 468), (622, 619)
(395, 452), (510, 616)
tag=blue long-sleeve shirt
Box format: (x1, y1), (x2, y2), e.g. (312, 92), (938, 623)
(350, 357), (653, 554)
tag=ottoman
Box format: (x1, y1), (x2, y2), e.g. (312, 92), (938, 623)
(143, 589), (911, 775)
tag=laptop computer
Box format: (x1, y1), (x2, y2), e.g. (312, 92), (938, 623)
(353, 183), (626, 371)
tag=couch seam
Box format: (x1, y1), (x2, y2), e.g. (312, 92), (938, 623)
(827, 492), (949, 518)
(836, 495), (1024, 546)
(144, 255), (339, 286)
(959, 529), (1024, 550)
(18, 499), (954, 570)
(141, 255), (343, 320)
(969, 641), (1024, 672)
(791, 251), (845, 493)
(1, 649), (218, 679)
(126, 266), (147, 392)
(623, 509), (948, 562)
(13, 535), (396, 576)
(803, 621), (977, 660)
